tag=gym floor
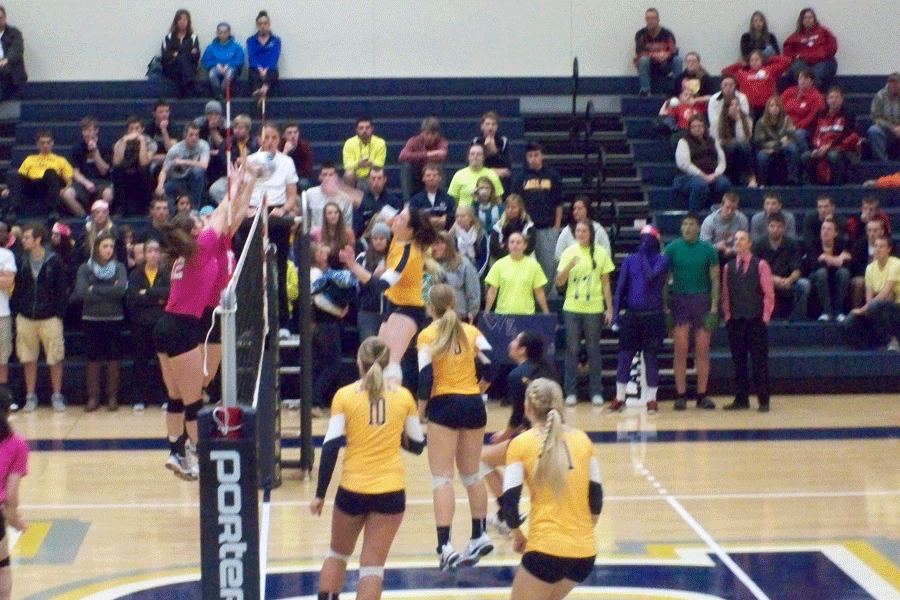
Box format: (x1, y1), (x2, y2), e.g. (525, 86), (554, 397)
(10, 393), (900, 600)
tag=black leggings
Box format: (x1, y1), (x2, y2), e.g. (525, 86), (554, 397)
(250, 67), (279, 95)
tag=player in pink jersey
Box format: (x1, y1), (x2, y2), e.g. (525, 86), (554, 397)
(0, 387), (27, 600)
(153, 166), (255, 480)
(198, 231), (235, 402)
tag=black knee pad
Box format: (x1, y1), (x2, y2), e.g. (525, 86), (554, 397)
(166, 398), (185, 414)
(0, 556), (10, 567)
(184, 401), (202, 422)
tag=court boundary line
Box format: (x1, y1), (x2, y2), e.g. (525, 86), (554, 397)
(642, 466), (772, 600)
(20, 488), (900, 511)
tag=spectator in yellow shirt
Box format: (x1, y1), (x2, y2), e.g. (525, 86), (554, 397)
(343, 117), (386, 189)
(12, 131), (82, 219)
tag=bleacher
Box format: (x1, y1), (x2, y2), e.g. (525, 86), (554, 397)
(619, 74), (900, 395)
(5, 73), (899, 406)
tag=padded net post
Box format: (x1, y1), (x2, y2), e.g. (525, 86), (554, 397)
(219, 286), (238, 407)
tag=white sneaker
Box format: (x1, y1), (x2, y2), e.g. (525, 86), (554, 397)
(165, 453), (197, 481)
(836, 313), (846, 322)
(438, 543), (459, 572)
(133, 402), (146, 412)
(456, 532), (494, 568)
(22, 394), (38, 412)
(486, 512), (510, 535)
(888, 337), (900, 352)
(185, 445), (200, 480)
(818, 314), (831, 322)
(565, 395), (577, 406)
(591, 394), (604, 406)
(51, 392), (66, 412)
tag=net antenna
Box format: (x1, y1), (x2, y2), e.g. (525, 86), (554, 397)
(219, 194), (269, 409)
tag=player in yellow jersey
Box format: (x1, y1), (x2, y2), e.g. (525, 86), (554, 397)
(501, 378), (604, 600)
(417, 284), (495, 571)
(340, 207), (438, 387)
(310, 337), (425, 600)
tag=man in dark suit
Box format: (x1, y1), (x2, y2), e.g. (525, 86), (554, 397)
(722, 230), (775, 412)
(0, 7), (26, 101)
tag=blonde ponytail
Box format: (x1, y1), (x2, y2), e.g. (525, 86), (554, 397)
(429, 284), (465, 358)
(527, 378), (568, 497)
(358, 336), (390, 404)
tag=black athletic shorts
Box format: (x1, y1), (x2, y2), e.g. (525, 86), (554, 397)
(427, 393), (487, 430)
(521, 551), (596, 584)
(153, 313), (202, 358)
(382, 299), (427, 329)
(198, 305), (222, 344)
(334, 487), (405, 516)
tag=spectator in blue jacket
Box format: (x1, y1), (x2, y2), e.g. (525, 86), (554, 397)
(202, 23), (244, 99)
(247, 11), (281, 100)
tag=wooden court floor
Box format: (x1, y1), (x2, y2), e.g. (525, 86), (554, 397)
(8, 393), (900, 600)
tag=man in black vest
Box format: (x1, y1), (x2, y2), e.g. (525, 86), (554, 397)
(722, 230), (775, 412)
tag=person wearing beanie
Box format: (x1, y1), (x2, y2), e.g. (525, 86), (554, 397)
(201, 23), (244, 99)
(193, 101), (227, 188)
(355, 220), (392, 342)
(608, 226), (669, 412)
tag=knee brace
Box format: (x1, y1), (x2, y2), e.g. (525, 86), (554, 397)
(459, 471), (484, 487)
(184, 401), (202, 422)
(431, 475), (453, 490)
(317, 592), (340, 600)
(358, 566), (384, 580)
(460, 471), (485, 488)
(326, 548), (350, 564)
(166, 399), (185, 414)
(383, 363), (403, 381)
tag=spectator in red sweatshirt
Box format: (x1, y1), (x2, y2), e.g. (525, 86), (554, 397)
(722, 51), (792, 122)
(801, 86), (860, 185)
(783, 8), (838, 91)
(781, 68), (826, 153)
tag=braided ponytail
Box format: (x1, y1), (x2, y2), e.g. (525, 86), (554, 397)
(527, 378), (568, 496)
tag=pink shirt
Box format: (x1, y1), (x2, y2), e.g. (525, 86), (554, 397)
(207, 234), (235, 308)
(0, 433), (28, 503)
(166, 228), (222, 318)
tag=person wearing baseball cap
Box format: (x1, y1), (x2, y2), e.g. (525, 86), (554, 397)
(609, 225), (669, 413)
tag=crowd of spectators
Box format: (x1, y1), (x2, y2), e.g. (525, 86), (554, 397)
(640, 7), (900, 205)
(0, 6), (898, 412)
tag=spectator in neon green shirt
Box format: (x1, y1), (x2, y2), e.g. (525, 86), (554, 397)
(448, 143), (504, 207)
(484, 232), (549, 315)
(342, 117), (386, 189)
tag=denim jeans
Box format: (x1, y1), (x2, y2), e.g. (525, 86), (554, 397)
(673, 173), (733, 212)
(636, 54), (683, 94)
(810, 267), (849, 317)
(563, 310), (603, 398)
(757, 144), (800, 185)
(867, 124), (900, 162)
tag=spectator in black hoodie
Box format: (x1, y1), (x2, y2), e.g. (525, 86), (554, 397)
(12, 223), (69, 412)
